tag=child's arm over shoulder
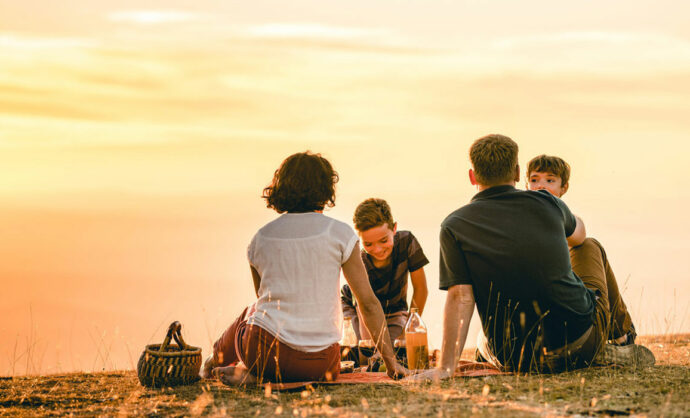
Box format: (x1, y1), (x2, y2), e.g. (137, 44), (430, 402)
(567, 215), (586, 247)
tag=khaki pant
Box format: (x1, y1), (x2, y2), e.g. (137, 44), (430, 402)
(571, 237), (634, 342)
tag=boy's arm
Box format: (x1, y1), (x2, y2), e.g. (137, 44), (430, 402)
(409, 267), (428, 315)
(567, 215), (587, 247)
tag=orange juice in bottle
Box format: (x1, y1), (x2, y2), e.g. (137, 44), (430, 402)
(405, 308), (429, 370)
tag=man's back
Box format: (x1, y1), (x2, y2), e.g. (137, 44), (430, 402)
(440, 185), (595, 371)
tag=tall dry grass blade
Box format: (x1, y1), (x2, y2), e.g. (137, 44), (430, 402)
(125, 340), (135, 371)
(88, 328), (107, 372)
(97, 329), (116, 371)
(11, 335), (19, 376)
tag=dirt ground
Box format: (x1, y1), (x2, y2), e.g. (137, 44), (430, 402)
(1, 334), (688, 417)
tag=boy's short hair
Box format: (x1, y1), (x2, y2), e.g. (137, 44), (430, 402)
(262, 151), (339, 213)
(469, 134), (519, 186)
(353, 198), (395, 232)
(527, 154), (571, 186)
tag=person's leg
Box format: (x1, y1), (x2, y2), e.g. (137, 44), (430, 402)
(274, 341), (341, 383)
(570, 239), (654, 368)
(201, 305), (252, 379)
(570, 238), (634, 342)
(211, 317), (260, 385)
(598, 239), (634, 341)
(385, 311), (409, 366)
(385, 311), (409, 342)
(569, 238), (613, 362)
(211, 305), (253, 366)
(220, 324), (340, 384)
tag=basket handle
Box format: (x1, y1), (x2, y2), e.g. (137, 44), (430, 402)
(172, 324), (190, 350)
(160, 321), (189, 351)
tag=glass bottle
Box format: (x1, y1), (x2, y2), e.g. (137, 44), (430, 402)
(405, 308), (429, 370)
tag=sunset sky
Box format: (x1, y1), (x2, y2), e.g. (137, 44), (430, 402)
(2, 1), (689, 375)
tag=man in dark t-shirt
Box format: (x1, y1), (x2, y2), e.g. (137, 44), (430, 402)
(439, 185), (595, 371)
(411, 134), (654, 381)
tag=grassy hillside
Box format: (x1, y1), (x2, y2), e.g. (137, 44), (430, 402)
(2, 335), (688, 417)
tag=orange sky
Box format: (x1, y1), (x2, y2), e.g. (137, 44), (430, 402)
(1, 0), (689, 375)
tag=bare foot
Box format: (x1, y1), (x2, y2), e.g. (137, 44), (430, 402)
(199, 355), (216, 379)
(212, 364), (257, 386)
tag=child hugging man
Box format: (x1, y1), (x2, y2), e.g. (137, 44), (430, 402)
(341, 198), (429, 343)
(527, 155), (637, 345)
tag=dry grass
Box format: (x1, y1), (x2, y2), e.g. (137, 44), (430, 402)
(1, 334), (688, 417)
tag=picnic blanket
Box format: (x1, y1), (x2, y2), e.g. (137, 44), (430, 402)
(258, 361), (507, 391)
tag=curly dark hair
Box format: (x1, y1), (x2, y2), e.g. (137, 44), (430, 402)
(262, 151), (339, 213)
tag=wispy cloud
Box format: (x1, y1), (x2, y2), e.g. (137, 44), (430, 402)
(107, 10), (204, 25)
(493, 31), (690, 49)
(1, 22), (689, 154)
(0, 33), (96, 49)
(242, 23), (391, 41)
(477, 30), (690, 74)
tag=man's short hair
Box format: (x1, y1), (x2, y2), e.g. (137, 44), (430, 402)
(527, 155), (571, 187)
(353, 198), (395, 232)
(469, 134), (519, 186)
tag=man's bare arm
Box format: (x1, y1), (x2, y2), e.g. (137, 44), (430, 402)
(439, 284), (475, 374)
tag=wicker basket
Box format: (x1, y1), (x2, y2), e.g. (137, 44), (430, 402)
(137, 321), (202, 388)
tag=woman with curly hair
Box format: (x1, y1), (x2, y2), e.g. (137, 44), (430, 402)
(203, 151), (408, 385)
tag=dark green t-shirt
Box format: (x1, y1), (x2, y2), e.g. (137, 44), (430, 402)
(440, 185), (595, 371)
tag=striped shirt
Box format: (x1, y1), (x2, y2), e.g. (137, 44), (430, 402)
(341, 230), (429, 315)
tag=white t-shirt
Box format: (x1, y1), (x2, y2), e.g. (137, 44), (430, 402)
(246, 212), (359, 352)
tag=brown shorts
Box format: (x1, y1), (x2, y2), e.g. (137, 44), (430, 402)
(213, 305), (341, 383)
